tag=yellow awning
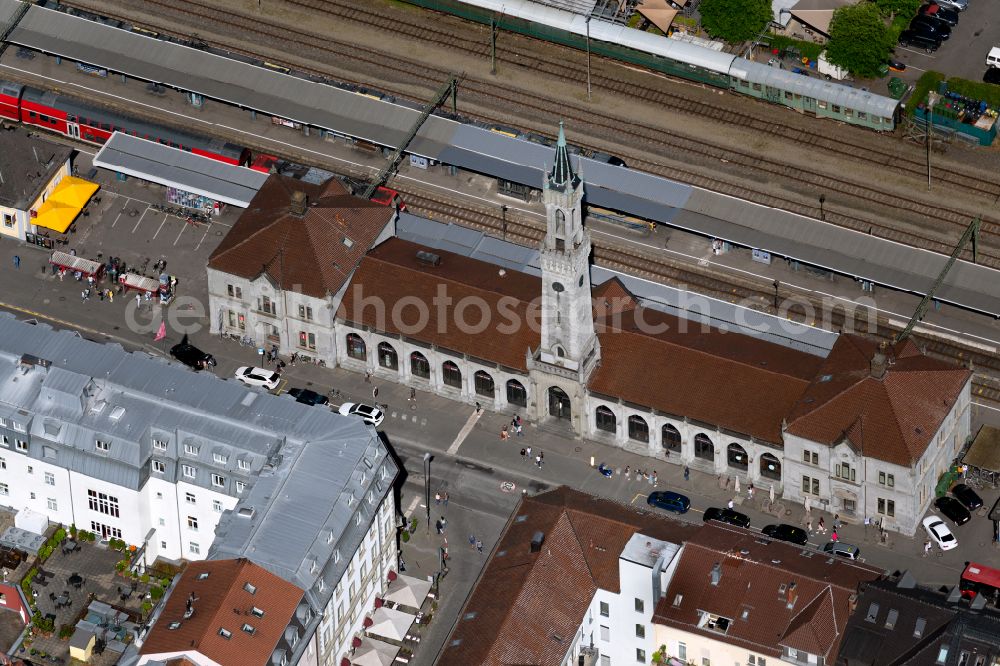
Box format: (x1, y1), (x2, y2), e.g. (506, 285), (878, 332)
(33, 200), (78, 234)
(48, 176), (99, 209)
(32, 176), (99, 234)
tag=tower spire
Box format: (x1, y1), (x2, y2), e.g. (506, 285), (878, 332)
(548, 121), (577, 190)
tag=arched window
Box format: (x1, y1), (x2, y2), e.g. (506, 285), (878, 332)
(410, 352), (430, 380)
(474, 371), (495, 397)
(694, 433), (715, 461)
(506, 380), (527, 407)
(759, 453), (781, 481)
(628, 415), (649, 443)
(727, 443), (749, 471)
(345, 333), (366, 361)
(595, 406), (616, 433)
(555, 210), (565, 236)
(662, 424), (682, 454)
(377, 342), (398, 370)
(442, 361), (462, 389)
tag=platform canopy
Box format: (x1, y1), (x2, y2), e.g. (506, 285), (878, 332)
(93, 132), (268, 208)
(33, 176), (99, 233)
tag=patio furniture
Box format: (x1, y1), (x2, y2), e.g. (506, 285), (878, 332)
(68, 573), (83, 588)
(62, 540), (79, 554)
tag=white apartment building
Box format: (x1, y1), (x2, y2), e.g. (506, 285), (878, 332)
(0, 314), (400, 666)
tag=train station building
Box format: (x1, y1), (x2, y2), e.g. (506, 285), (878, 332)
(207, 129), (972, 536)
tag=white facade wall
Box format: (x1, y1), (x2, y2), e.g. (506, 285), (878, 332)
(0, 159), (71, 241)
(141, 476), (238, 562)
(653, 625), (779, 666)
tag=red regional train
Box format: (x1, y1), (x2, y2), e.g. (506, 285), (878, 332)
(0, 80), (277, 172)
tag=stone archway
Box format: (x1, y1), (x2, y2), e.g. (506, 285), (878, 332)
(547, 387), (572, 420)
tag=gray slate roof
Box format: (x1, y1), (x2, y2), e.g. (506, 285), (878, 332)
(0, 126), (73, 210)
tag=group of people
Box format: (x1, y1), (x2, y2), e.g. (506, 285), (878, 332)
(624, 465), (658, 486)
(806, 514), (843, 541)
(519, 446), (544, 468)
(500, 414), (524, 441)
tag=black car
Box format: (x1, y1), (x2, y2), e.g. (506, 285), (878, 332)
(918, 2), (959, 26)
(287, 388), (329, 406)
(985, 68), (1000, 85)
(899, 30), (942, 52)
(910, 16), (951, 40)
(647, 491), (691, 514)
(952, 483), (984, 511)
(703, 507), (751, 529)
(169, 336), (216, 370)
(935, 496), (971, 525)
(762, 523), (809, 546)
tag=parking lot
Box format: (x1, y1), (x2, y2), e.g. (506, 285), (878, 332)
(892, 0), (998, 83)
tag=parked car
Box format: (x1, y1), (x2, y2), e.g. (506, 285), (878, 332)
(703, 507), (751, 529)
(922, 516), (958, 551)
(170, 336), (216, 370)
(647, 491), (691, 514)
(762, 523), (809, 546)
(234, 366), (281, 390)
(823, 541), (861, 560)
(910, 16), (952, 39)
(952, 484), (984, 511)
(287, 388), (329, 406)
(985, 68), (1000, 85)
(898, 30), (943, 52)
(338, 402), (385, 427)
(934, 496), (971, 525)
(918, 3), (959, 26)
(931, 0), (967, 11)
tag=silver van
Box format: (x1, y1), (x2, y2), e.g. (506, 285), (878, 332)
(822, 541), (861, 560)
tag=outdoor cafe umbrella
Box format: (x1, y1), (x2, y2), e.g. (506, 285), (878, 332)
(351, 637), (400, 666)
(367, 606), (414, 642)
(770, 483), (775, 504)
(804, 496), (812, 514)
(734, 476), (740, 495)
(384, 574), (432, 610)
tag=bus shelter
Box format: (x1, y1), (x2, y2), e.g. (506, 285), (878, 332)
(49, 251), (103, 279)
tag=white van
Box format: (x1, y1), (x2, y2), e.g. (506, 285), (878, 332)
(987, 47), (1000, 68)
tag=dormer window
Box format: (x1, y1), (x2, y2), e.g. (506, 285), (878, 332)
(242, 623), (255, 634)
(95, 440), (110, 452)
(251, 606), (264, 618)
(153, 439), (168, 451)
(213, 453), (228, 465)
(243, 582), (256, 595)
(697, 612), (731, 634)
(184, 443), (200, 456)
(218, 628), (232, 639)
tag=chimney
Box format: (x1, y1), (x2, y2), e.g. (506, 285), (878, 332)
(786, 581), (798, 608)
(530, 531), (545, 553)
(870, 343), (888, 379)
(710, 562), (722, 586)
(289, 191), (308, 217)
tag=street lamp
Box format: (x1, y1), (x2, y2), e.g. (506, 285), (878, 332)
(501, 204), (508, 240)
(772, 280), (780, 311)
(818, 194), (826, 221)
(423, 453), (432, 534)
(585, 16), (592, 101)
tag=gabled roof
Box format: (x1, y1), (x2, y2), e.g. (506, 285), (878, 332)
(339, 238), (541, 371)
(784, 335), (971, 465)
(208, 174), (393, 299)
(440, 486), (699, 665)
(589, 305), (823, 444)
(139, 558), (305, 666)
(653, 524), (881, 660)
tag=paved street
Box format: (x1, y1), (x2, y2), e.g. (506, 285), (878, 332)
(892, 0), (998, 83)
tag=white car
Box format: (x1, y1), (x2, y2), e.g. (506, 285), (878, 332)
(338, 402), (385, 427)
(923, 516), (958, 551)
(234, 366), (281, 391)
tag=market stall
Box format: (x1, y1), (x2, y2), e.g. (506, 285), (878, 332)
(49, 251), (103, 279)
(118, 272), (160, 294)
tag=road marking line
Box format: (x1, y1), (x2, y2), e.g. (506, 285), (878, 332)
(152, 214), (168, 241)
(173, 220), (188, 246)
(446, 409), (482, 455)
(404, 495), (421, 517)
(131, 206), (148, 233)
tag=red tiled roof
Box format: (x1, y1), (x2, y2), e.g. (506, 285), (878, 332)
(439, 487), (700, 666)
(339, 238), (542, 371)
(784, 335), (971, 465)
(653, 524), (881, 660)
(208, 174), (393, 299)
(590, 307), (823, 444)
(140, 558), (305, 666)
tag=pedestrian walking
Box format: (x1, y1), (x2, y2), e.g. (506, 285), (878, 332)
(652, 470), (658, 487)
(727, 498), (734, 510)
(435, 519), (444, 534)
(500, 426), (509, 441)
(831, 529), (839, 542)
(107, 289), (113, 303)
(683, 466), (690, 482)
(81, 289), (90, 302)
(747, 483), (754, 499)
(924, 539), (932, 557)
(435, 492), (441, 505)
(12, 255), (19, 269)
(535, 453), (542, 468)
(364, 371), (371, 383)
(818, 517), (826, 534)
(475, 402), (482, 414)
(516, 422), (523, 436)
(833, 514), (841, 531)
(520, 447), (526, 461)
(440, 516), (447, 532)
(469, 534), (476, 550)
(806, 519), (813, 533)
(409, 387), (416, 401)
(476, 539), (483, 554)
(443, 492), (449, 507)
(525, 446), (532, 460)
(625, 465), (630, 479)
(648, 471), (654, 485)
(372, 386), (379, 400)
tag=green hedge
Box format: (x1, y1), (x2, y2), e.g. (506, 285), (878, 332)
(907, 70), (946, 116)
(936, 467), (959, 497)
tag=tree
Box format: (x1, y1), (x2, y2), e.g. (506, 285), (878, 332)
(699, 0), (773, 43)
(872, 0), (920, 17)
(826, 3), (890, 78)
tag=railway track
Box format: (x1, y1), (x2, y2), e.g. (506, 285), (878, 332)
(60, 0), (1000, 267)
